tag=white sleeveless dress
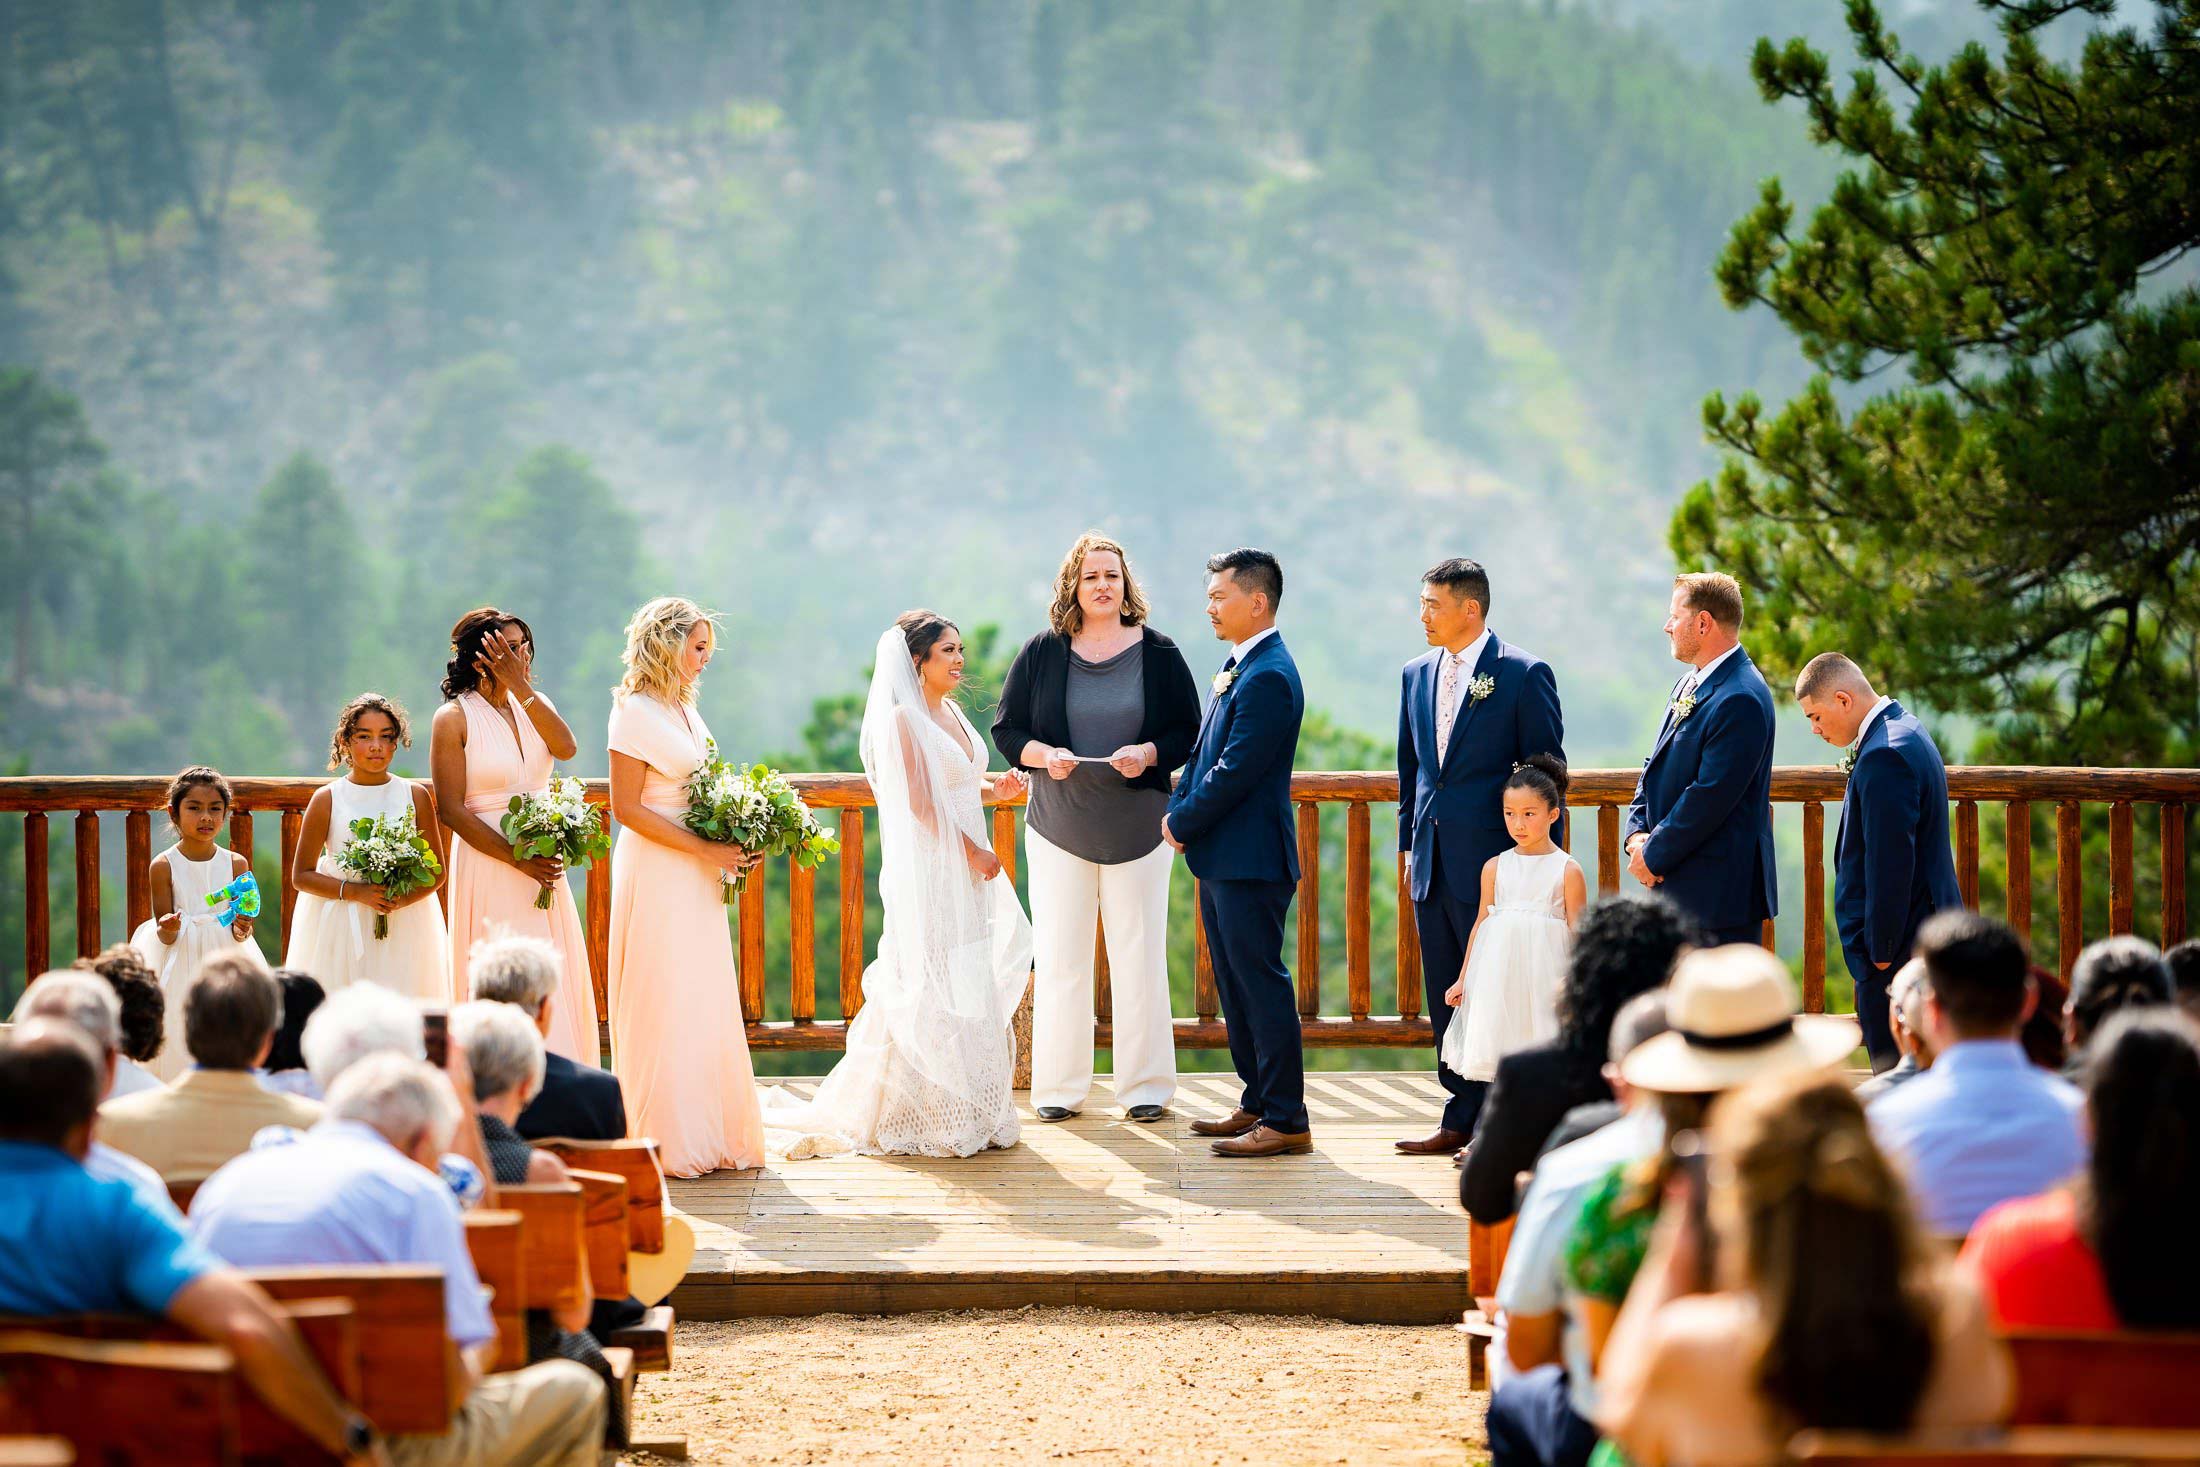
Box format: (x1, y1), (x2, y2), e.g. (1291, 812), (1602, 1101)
(282, 775), (452, 1002)
(1441, 848), (1575, 1083)
(130, 845), (272, 1082)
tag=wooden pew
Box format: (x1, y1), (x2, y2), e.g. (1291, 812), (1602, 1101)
(1458, 1215), (1515, 1391)
(1792, 1425), (2200, 1464)
(462, 1210), (528, 1373)
(245, 1265), (461, 1435)
(0, 1332), (242, 1465)
(495, 1183), (588, 1321)
(533, 1138), (665, 1252)
(2005, 1330), (2200, 1429)
(567, 1168), (631, 1303)
(0, 1436), (73, 1466)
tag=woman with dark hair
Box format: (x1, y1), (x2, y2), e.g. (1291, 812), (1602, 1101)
(2061, 936), (2172, 1063)
(763, 612), (1034, 1159)
(1460, 893), (1702, 1218)
(993, 532), (1201, 1124)
(1962, 1008), (2200, 1330)
(1597, 1069), (2011, 1463)
(75, 943), (167, 1097)
(260, 968), (325, 1099)
(429, 607), (599, 1062)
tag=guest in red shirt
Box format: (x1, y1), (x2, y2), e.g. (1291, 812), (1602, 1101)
(1963, 1008), (2200, 1330)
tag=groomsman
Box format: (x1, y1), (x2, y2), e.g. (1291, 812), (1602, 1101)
(1624, 572), (1777, 946)
(1163, 548), (1309, 1157)
(1794, 652), (1964, 1072)
(1394, 559), (1563, 1155)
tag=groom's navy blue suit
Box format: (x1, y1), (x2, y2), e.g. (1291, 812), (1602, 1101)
(1836, 700), (1964, 1069)
(1397, 633), (1563, 1134)
(1625, 648), (1778, 946)
(1167, 631), (1307, 1135)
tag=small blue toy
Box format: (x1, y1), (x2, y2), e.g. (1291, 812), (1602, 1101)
(203, 870), (262, 927)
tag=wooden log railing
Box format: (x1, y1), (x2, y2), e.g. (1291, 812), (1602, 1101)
(5, 768), (2193, 1057)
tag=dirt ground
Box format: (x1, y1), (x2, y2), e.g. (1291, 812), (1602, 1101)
(622, 1308), (1488, 1466)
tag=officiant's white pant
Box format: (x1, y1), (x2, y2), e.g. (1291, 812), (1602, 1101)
(1027, 828), (1178, 1113)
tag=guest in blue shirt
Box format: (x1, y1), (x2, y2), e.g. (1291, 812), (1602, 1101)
(192, 1051), (605, 1467)
(0, 1018), (378, 1462)
(1871, 910), (2086, 1237)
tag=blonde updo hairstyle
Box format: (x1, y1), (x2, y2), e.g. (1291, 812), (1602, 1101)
(618, 596), (717, 706)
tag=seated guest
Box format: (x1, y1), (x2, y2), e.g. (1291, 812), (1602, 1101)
(301, 982), (496, 1196)
(0, 1020), (380, 1464)
(1963, 1008), (2200, 1330)
(452, 1000), (573, 1189)
(468, 933), (625, 1141)
(192, 1053), (606, 1466)
(14, 971), (178, 1219)
(2168, 938), (2200, 1023)
(1598, 1069), (2011, 1465)
(1461, 894), (1699, 1220)
(1857, 958), (1934, 1104)
(262, 969), (326, 1099)
(1490, 946), (1855, 1467)
(98, 953), (322, 1183)
(1871, 910), (2086, 1237)
(1537, 991), (1671, 1160)
(2021, 964), (2070, 1072)
(75, 944), (167, 1098)
(2063, 935), (2171, 1063)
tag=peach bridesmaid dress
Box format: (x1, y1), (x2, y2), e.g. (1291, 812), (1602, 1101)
(444, 690), (602, 1063)
(606, 690), (765, 1176)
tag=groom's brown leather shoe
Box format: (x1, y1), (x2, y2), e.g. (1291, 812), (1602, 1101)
(1190, 1108), (1260, 1138)
(1211, 1124), (1313, 1158)
(1395, 1127), (1471, 1156)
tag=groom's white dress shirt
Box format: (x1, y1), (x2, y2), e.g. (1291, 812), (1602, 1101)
(1229, 625), (1278, 665)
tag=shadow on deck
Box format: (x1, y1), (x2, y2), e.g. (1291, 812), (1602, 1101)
(668, 1072), (1473, 1325)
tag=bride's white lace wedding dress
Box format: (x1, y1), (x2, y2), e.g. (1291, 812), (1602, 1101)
(762, 627), (1034, 1159)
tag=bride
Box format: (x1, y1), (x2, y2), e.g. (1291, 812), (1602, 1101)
(764, 610), (1035, 1158)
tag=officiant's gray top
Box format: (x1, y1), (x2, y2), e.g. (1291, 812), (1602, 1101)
(1027, 640), (1170, 864)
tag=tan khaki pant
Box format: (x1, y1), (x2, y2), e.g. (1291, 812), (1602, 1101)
(389, 1359), (605, 1467)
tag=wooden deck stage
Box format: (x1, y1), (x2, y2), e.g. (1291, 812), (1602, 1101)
(667, 1071), (1473, 1325)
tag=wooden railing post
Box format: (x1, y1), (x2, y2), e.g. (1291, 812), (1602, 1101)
(1955, 800), (1980, 908)
(124, 811), (152, 935)
(2165, 804), (2189, 947)
(1597, 805), (1620, 897)
(1192, 879), (1217, 1024)
(74, 811), (100, 960)
(738, 865), (766, 1023)
(2108, 801), (2134, 936)
(25, 811), (49, 977)
(2005, 801), (2032, 944)
(1395, 851), (1421, 1021)
(585, 828), (610, 1034)
(279, 809), (303, 944)
(2057, 801), (2083, 980)
(1346, 802), (1370, 1023)
(1802, 801), (1825, 1015)
(1295, 803), (1320, 1018)
(837, 809), (865, 1018)
(789, 856), (816, 1025)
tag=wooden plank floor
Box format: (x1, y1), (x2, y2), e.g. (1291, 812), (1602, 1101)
(668, 1071), (1473, 1324)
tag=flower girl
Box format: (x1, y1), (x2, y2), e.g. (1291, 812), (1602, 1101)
(129, 766), (271, 1080)
(1441, 754), (1588, 1081)
(283, 693), (452, 1000)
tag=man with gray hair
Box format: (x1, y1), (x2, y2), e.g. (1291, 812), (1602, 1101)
(1858, 958), (1935, 1103)
(13, 970), (178, 1217)
(299, 981), (498, 1200)
(192, 1052), (606, 1467)
(1794, 651), (1964, 1072)
(98, 952), (322, 1182)
(468, 932), (624, 1141)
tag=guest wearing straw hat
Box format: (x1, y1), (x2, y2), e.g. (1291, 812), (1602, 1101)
(1487, 944), (1856, 1467)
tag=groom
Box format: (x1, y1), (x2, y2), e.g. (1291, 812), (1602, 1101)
(1162, 547), (1309, 1158)
(1395, 558), (1564, 1156)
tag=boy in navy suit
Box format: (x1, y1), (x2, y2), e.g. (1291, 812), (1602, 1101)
(1624, 572), (1777, 947)
(1794, 652), (1964, 1071)
(1163, 549), (1309, 1157)
(1394, 558), (1563, 1155)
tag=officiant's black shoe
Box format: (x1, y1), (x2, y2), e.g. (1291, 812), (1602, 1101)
(1211, 1124), (1313, 1158)
(1127, 1104), (1167, 1123)
(1395, 1127), (1471, 1156)
(1036, 1106), (1078, 1122)
(1190, 1108), (1260, 1138)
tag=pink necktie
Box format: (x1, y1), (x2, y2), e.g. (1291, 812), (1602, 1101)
(1436, 652), (1463, 754)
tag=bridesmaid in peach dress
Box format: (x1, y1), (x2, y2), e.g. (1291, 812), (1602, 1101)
(605, 596), (765, 1176)
(429, 608), (602, 1063)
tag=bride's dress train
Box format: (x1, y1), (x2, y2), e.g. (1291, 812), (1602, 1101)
(762, 628), (1034, 1159)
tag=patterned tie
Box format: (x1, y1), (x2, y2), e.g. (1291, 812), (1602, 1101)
(1436, 651), (1464, 755)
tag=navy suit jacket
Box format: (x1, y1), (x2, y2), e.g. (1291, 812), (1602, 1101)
(1166, 632), (1305, 884)
(1397, 634), (1565, 904)
(1624, 647), (1778, 929)
(1836, 701), (1964, 977)
(516, 1050), (628, 1142)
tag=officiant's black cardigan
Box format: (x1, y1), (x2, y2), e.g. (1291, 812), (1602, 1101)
(990, 626), (1204, 794)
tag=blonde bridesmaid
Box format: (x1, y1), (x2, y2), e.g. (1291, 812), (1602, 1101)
(606, 596), (765, 1176)
(430, 607), (602, 1064)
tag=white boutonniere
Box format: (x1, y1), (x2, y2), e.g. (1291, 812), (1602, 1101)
(1212, 668), (1237, 696)
(1466, 673), (1495, 704)
(1669, 691), (1698, 724)
(1838, 745), (1858, 777)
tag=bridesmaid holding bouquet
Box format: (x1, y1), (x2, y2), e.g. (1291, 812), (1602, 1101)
(430, 608), (603, 1064)
(606, 596), (766, 1177)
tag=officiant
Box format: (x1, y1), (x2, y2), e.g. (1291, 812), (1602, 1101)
(994, 532), (1203, 1125)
